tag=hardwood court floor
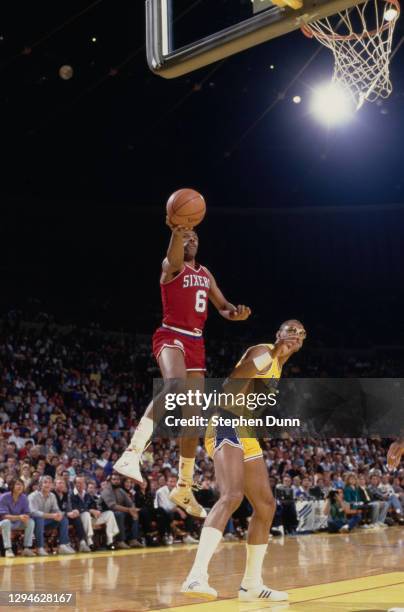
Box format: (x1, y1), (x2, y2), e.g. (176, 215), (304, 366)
(0, 528), (403, 612)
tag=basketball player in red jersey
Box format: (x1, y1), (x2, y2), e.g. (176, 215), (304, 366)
(114, 220), (251, 517)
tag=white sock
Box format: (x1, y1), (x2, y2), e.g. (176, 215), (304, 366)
(241, 544), (268, 590)
(188, 527), (222, 578)
(129, 416), (154, 452)
(178, 456), (195, 486)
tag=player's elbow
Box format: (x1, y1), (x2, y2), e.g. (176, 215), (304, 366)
(166, 255), (183, 271)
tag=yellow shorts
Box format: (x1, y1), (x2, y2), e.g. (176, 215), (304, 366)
(205, 428), (263, 462)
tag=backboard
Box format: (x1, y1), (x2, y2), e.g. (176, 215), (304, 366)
(146, 0), (364, 78)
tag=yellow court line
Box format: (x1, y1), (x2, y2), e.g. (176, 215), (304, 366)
(0, 543), (200, 566)
(149, 572), (404, 612)
(1, 529), (397, 568)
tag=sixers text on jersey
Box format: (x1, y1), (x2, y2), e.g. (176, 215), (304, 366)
(161, 263), (211, 335)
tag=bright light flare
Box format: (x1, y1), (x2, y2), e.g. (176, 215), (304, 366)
(311, 82), (354, 126)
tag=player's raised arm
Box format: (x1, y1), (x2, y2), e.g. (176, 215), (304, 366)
(206, 269), (251, 321)
(161, 219), (188, 282)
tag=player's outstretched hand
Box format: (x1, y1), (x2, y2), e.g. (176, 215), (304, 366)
(166, 216), (193, 234)
(228, 305), (251, 321)
(387, 441), (404, 471)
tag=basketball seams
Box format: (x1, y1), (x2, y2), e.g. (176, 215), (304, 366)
(169, 195), (204, 215)
(173, 199), (205, 217)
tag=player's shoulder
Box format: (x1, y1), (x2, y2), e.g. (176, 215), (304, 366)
(246, 343), (274, 354)
(198, 263), (211, 275)
(238, 343), (273, 363)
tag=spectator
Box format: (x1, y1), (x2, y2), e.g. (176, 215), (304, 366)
(67, 458), (80, 482)
(154, 476), (198, 544)
(96, 450), (113, 474)
(343, 474), (364, 523)
(28, 475), (75, 556)
(0, 478), (35, 557)
(100, 473), (142, 549)
(392, 476), (404, 511)
(275, 475), (298, 534)
(324, 489), (361, 533)
(19, 464), (33, 490)
(8, 427), (27, 450)
(378, 474), (404, 524)
(294, 476), (315, 501)
(121, 477), (136, 503)
(357, 474), (387, 528)
(53, 477), (90, 552)
(86, 480), (120, 550)
(310, 475), (328, 499)
(136, 477), (172, 545)
(367, 475), (390, 528)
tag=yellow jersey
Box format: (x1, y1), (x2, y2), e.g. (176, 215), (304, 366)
(205, 342), (282, 462)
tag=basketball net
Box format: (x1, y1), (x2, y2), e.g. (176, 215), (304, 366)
(302, 0), (400, 109)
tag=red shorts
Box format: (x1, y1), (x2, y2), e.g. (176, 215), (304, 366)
(152, 327), (206, 371)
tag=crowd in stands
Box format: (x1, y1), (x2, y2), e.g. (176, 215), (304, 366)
(0, 314), (403, 556)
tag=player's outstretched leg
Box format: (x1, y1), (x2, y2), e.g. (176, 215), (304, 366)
(181, 444), (244, 599)
(114, 347), (187, 483)
(113, 413), (152, 482)
(169, 439), (207, 518)
(169, 370), (207, 518)
(238, 456), (288, 603)
(114, 349), (206, 517)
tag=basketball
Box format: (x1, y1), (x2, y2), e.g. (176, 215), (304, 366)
(59, 65), (74, 80)
(166, 188), (206, 227)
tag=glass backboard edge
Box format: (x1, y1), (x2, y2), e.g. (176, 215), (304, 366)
(146, 0), (365, 79)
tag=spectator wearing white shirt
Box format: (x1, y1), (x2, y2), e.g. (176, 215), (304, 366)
(154, 476), (198, 544)
(379, 474), (404, 523)
(8, 428), (26, 450)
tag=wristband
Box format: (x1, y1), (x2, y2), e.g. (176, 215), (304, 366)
(253, 352), (272, 372)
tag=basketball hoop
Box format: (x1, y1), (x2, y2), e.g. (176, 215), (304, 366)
(301, 0), (400, 109)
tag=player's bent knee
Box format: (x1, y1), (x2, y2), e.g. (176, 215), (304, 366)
(252, 496), (276, 521)
(220, 491), (244, 513)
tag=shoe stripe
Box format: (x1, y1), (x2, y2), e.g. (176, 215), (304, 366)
(257, 589), (272, 598)
(188, 582), (200, 590)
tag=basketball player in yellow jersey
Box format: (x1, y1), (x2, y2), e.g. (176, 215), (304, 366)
(181, 320), (306, 603)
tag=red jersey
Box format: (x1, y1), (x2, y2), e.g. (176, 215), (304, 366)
(161, 263), (211, 335)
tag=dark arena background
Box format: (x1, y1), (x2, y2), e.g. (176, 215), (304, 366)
(0, 1), (404, 611)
